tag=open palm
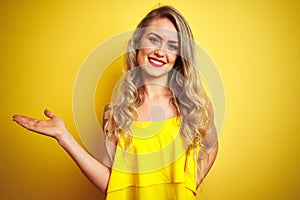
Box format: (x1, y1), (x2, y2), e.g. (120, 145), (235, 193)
(13, 109), (67, 139)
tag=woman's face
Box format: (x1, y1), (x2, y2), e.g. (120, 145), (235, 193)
(137, 18), (179, 81)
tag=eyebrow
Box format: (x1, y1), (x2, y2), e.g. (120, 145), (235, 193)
(147, 32), (179, 44)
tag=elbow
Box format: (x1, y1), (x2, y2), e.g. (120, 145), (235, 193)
(94, 167), (111, 194)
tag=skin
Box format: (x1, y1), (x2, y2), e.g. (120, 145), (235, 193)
(13, 109), (111, 193)
(136, 17), (179, 121)
(12, 17), (218, 194)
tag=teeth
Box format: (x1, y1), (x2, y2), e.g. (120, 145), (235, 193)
(150, 58), (164, 65)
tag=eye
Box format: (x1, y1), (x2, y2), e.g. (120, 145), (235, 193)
(168, 44), (178, 51)
(148, 36), (159, 44)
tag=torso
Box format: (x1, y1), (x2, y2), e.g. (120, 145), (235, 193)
(106, 117), (198, 200)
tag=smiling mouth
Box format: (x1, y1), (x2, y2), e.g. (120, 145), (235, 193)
(148, 57), (166, 68)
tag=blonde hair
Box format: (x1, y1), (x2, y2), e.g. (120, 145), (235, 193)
(105, 5), (212, 179)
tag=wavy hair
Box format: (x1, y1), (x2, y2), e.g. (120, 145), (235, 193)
(105, 5), (212, 181)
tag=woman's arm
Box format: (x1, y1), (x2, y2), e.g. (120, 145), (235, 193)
(196, 95), (219, 187)
(13, 109), (110, 193)
(99, 104), (116, 168)
(197, 123), (218, 187)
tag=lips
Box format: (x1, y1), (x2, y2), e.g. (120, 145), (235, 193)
(148, 57), (166, 68)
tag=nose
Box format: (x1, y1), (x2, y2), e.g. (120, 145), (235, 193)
(154, 48), (165, 57)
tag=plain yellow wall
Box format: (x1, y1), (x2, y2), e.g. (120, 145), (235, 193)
(1, 0), (299, 199)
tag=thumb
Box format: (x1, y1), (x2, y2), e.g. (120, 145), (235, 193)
(44, 109), (55, 119)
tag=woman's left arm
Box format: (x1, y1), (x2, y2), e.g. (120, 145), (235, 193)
(197, 123), (219, 187)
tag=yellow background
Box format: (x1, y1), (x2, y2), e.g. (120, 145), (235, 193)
(1, 0), (299, 199)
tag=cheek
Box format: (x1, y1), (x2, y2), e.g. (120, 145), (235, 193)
(137, 49), (146, 66)
(137, 50), (143, 66)
(137, 48), (153, 66)
(169, 54), (178, 64)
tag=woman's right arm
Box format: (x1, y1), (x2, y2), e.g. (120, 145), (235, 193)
(13, 109), (110, 194)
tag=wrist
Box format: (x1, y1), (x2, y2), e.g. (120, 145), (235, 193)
(56, 128), (72, 147)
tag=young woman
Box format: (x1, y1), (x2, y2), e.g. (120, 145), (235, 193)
(13, 6), (218, 199)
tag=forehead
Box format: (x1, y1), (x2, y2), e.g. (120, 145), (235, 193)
(144, 18), (178, 41)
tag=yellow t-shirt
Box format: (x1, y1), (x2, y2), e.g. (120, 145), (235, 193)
(106, 117), (198, 200)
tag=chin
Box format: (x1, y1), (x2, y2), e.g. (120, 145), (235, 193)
(141, 65), (172, 79)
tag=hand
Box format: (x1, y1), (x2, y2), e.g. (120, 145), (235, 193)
(13, 109), (68, 141)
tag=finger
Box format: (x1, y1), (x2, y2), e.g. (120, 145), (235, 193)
(13, 115), (40, 130)
(13, 115), (39, 123)
(44, 109), (55, 119)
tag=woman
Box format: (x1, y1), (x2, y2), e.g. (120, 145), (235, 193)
(13, 5), (218, 200)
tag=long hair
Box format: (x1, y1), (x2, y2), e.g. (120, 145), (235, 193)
(105, 5), (212, 180)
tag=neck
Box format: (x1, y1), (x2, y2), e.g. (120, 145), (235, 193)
(140, 68), (172, 98)
(143, 83), (171, 99)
